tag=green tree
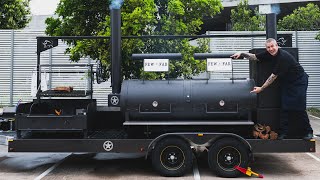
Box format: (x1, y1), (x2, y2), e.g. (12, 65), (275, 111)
(0, 0), (31, 29)
(277, 3), (320, 41)
(230, 0), (265, 31)
(45, 0), (223, 80)
(278, 3), (320, 31)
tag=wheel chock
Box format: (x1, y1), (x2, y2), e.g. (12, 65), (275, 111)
(235, 165), (264, 178)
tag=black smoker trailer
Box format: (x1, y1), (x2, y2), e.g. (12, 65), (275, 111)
(0, 7), (315, 179)
(1, 33), (314, 178)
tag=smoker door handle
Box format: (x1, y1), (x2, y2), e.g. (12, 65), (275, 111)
(138, 104), (172, 113)
(205, 104), (239, 114)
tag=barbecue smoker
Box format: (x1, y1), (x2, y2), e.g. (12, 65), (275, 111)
(120, 79), (255, 122)
(0, 7), (315, 179)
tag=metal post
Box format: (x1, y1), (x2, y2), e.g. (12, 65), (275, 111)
(10, 30), (14, 106)
(295, 31), (298, 48)
(250, 31), (254, 49)
(87, 58), (92, 99)
(36, 38), (41, 101)
(49, 49), (52, 91)
(266, 13), (277, 39)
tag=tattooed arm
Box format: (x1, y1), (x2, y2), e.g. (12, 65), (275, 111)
(251, 73), (278, 93)
(230, 52), (259, 61)
(261, 73), (278, 90)
(240, 52), (259, 61)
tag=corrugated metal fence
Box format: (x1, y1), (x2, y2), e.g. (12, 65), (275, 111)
(0, 30), (319, 107)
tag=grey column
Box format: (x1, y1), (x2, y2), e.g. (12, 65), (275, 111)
(266, 13), (277, 39)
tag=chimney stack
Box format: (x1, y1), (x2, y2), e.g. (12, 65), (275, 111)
(110, 7), (121, 94)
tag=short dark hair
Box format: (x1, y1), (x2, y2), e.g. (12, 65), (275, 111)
(265, 38), (277, 45)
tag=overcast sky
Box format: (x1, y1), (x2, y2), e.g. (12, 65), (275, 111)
(30, 0), (59, 15)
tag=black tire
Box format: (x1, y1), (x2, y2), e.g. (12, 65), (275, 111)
(208, 137), (250, 178)
(151, 137), (193, 177)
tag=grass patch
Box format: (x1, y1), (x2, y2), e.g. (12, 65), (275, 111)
(307, 107), (320, 117)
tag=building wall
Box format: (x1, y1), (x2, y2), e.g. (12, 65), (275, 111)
(24, 15), (52, 30)
(221, 0), (320, 7)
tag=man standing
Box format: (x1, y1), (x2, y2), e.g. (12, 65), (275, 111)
(230, 38), (313, 140)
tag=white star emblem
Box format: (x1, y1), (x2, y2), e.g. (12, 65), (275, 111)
(103, 141), (113, 151)
(110, 96), (119, 105)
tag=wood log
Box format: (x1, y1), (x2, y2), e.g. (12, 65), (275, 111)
(53, 86), (73, 92)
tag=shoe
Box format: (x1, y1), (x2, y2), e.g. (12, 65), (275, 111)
(277, 134), (287, 140)
(303, 133), (313, 140)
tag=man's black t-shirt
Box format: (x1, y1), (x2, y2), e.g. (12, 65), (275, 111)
(255, 48), (305, 83)
(255, 48), (308, 110)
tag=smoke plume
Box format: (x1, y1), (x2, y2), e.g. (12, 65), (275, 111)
(110, 0), (123, 9)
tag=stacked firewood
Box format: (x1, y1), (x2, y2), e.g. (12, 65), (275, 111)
(253, 124), (278, 140)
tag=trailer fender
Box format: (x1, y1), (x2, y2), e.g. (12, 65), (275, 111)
(206, 134), (252, 151)
(145, 133), (191, 159)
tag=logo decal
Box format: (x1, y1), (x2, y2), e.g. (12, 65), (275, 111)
(42, 40), (54, 49)
(110, 96), (119, 105)
(103, 141), (113, 151)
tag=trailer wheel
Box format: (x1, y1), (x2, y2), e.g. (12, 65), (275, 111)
(151, 137), (192, 177)
(208, 137), (249, 178)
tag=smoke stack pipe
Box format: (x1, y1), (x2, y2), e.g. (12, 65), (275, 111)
(266, 13), (277, 39)
(111, 9), (121, 94)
